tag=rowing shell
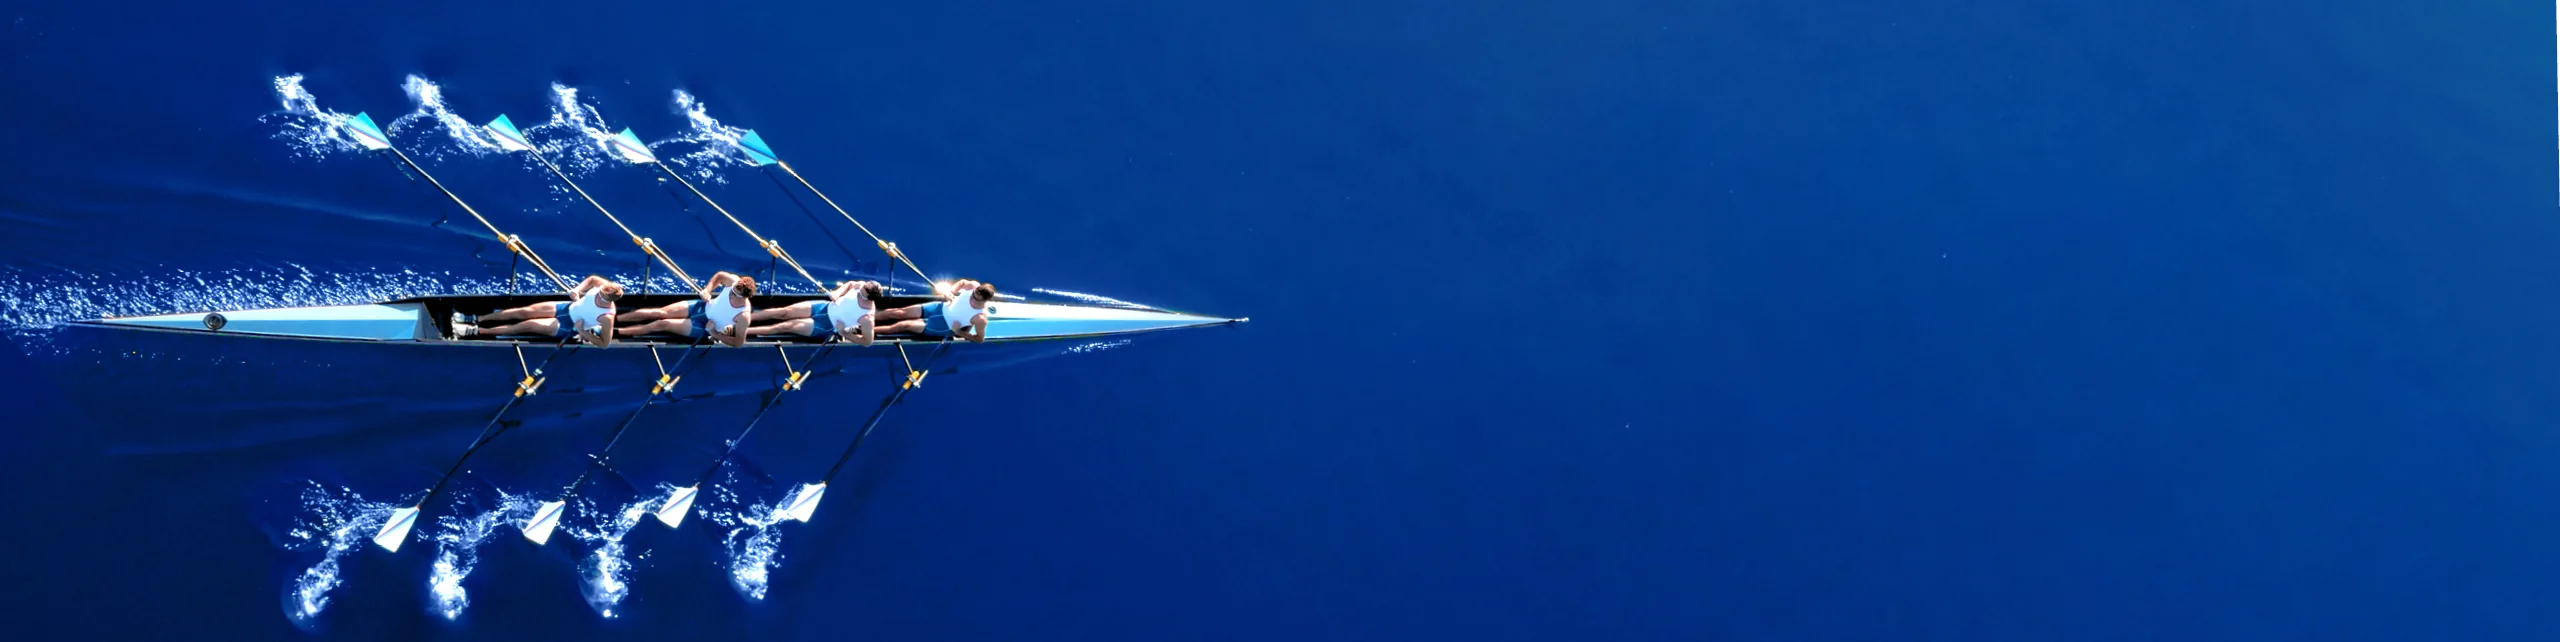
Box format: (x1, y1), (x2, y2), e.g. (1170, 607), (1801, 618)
(69, 292), (1244, 345)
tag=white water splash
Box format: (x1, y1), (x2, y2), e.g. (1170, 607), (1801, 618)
(388, 75), (505, 158)
(265, 74), (365, 159)
(523, 83), (623, 177)
(656, 90), (754, 184)
(426, 490), (537, 620)
(701, 482), (794, 600)
(1064, 339), (1133, 354)
(280, 482), (394, 629)
(567, 494), (660, 618)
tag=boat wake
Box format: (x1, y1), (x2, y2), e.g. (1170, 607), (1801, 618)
(0, 265), (494, 352)
(278, 482), (393, 631)
(1033, 288), (1163, 310)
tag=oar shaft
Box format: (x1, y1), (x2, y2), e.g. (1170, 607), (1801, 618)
(774, 162), (934, 287)
(687, 344), (836, 486)
(529, 152), (703, 292)
(819, 340), (954, 484)
(654, 163), (825, 290)
(556, 341), (709, 496)
(412, 340), (576, 507)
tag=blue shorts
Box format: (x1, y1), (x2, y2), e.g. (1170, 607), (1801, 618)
(919, 301), (951, 337)
(551, 302), (577, 339)
(809, 302), (838, 337)
(684, 300), (711, 338)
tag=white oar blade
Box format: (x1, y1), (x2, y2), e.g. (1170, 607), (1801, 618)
(780, 483), (826, 523)
(372, 505), (421, 553)
(522, 500), (568, 545)
(653, 486), (699, 528)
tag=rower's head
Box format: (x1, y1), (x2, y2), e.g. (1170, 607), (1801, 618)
(857, 281), (885, 301)
(971, 283), (997, 306)
(731, 276), (758, 298)
(598, 283), (625, 303)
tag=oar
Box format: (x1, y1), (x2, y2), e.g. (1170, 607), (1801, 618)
(595, 128), (826, 292)
(341, 112), (573, 293)
(650, 342), (839, 528)
(482, 114), (702, 292)
(777, 339), (954, 523)
(521, 340), (711, 545)
(732, 130), (937, 292)
(372, 339), (577, 552)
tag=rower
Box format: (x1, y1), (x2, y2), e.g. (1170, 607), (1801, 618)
(877, 279), (995, 344)
(454, 275), (622, 347)
(748, 280), (882, 346)
(617, 271), (757, 347)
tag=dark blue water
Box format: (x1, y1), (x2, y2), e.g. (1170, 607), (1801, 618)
(1, 0), (2552, 639)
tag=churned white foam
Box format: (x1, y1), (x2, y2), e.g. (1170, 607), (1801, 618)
(265, 74), (364, 159)
(700, 481), (793, 600)
(426, 490), (538, 620)
(656, 90), (754, 184)
(524, 83), (622, 177)
(389, 75), (505, 158)
(280, 482), (394, 630)
(568, 494), (661, 618)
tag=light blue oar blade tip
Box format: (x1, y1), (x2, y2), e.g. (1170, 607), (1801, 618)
(737, 130), (779, 166)
(607, 128), (658, 163)
(482, 114), (535, 151)
(343, 112), (393, 150)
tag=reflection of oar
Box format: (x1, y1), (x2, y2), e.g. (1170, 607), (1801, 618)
(777, 340), (953, 523)
(521, 341), (711, 545)
(650, 343), (838, 528)
(372, 340), (575, 552)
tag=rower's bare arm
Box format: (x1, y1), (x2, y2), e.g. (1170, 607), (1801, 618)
(703, 272), (739, 299)
(724, 315), (750, 347)
(586, 314), (615, 347)
(852, 317), (875, 347)
(967, 317), (987, 343)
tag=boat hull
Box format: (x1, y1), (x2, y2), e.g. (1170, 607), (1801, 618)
(68, 293), (1241, 346)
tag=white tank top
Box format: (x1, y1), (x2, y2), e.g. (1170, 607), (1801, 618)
(942, 288), (983, 331)
(827, 294), (871, 334)
(566, 290), (612, 331)
(703, 286), (751, 333)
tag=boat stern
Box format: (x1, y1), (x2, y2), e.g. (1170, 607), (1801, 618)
(77, 302), (432, 341)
